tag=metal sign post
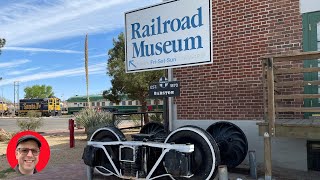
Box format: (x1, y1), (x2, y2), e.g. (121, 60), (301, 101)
(149, 77), (180, 132)
(168, 68), (174, 131)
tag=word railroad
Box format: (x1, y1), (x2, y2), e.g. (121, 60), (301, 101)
(130, 7), (204, 58)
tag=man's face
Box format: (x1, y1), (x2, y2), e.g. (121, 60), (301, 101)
(15, 140), (40, 174)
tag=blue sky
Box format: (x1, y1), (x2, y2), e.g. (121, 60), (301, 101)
(0, 0), (161, 102)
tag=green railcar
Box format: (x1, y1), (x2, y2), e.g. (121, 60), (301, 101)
(66, 95), (163, 115)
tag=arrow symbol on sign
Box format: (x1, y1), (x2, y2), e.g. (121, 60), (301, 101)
(129, 60), (136, 68)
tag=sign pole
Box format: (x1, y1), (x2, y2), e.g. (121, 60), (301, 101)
(163, 96), (169, 132)
(168, 68), (173, 132)
(148, 77), (179, 133)
(164, 68), (170, 133)
(163, 0), (173, 132)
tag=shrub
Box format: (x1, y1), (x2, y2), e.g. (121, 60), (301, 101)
(130, 114), (143, 126)
(16, 111), (44, 131)
(149, 113), (163, 123)
(0, 128), (14, 142)
(121, 113), (163, 127)
(75, 108), (118, 139)
(0, 168), (15, 179)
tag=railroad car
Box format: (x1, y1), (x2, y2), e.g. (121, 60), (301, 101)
(66, 95), (163, 115)
(0, 101), (9, 115)
(18, 97), (61, 116)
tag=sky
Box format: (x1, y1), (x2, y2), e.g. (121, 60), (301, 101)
(0, 0), (162, 102)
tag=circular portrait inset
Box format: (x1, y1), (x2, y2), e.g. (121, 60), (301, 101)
(6, 131), (50, 175)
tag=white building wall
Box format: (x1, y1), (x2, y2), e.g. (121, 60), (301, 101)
(300, 0), (320, 13)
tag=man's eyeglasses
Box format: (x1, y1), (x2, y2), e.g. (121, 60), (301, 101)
(17, 148), (40, 156)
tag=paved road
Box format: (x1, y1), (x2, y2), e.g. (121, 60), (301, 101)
(0, 116), (74, 132)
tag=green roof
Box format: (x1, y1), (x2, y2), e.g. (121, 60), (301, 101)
(66, 94), (157, 103)
(66, 95), (104, 102)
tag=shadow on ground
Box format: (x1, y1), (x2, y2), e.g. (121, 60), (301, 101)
(2, 129), (320, 180)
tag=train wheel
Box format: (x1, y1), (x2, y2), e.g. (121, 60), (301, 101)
(140, 122), (166, 137)
(140, 122), (167, 174)
(164, 126), (220, 180)
(89, 126), (126, 176)
(206, 121), (248, 168)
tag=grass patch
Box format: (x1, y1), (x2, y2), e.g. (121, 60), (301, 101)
(0, 168), (15, 178)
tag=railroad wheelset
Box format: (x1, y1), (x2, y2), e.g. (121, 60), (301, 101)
(206, 121), (248, 168)
(83, 121), (248, 180)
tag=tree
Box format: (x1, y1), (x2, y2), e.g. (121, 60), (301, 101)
(24, 85), (54, 98)
(0, 38), (5, 55)
(16, 111), (43, 131)
(102, 86), (122, 105)
(104, 32), (164, 123)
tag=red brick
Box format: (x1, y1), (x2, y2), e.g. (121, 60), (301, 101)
(174, 0), (302, 120)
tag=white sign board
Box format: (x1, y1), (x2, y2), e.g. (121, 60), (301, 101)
(125, 0), (212, 73)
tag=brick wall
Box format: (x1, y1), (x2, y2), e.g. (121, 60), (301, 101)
(174, 0), (303, 120)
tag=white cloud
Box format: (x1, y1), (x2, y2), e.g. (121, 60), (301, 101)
(3, 47), (82, 53)
(79, 53), (107, 62)
(0, 63), (106, 86)
(0, 0), (161, 46)
(0, 59), (30, 68)
(7, 67), (41, 76)
(90, 53), (107, 59)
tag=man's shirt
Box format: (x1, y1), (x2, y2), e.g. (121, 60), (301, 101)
(14, 165), (38, 175)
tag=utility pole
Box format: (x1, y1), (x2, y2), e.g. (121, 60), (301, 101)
(13, 82), (15, 116)
(1, 86), (3, 117)
(14, 81), (19, 116)
(0, 77), (3, 117)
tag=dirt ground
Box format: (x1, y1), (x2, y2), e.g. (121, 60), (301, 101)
(0, 129), (87, 179)
(0, 128), (319, 180)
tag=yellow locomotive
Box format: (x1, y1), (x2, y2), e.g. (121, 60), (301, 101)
(0, 101), (9, 115)
(18, 97), (61, 116)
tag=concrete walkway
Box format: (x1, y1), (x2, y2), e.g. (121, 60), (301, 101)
(6, 160), (320, 180)
(7, 162), (255, 180)
(4, 125), (320, 180)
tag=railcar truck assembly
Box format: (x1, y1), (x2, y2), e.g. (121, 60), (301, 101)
(82, 122), (248, 179)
